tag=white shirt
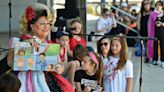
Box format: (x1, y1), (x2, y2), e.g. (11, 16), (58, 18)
(103, 56), (133, 92)
(96, 16), (115, 35)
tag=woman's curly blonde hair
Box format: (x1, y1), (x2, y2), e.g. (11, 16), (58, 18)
(19, 3), (56, 35)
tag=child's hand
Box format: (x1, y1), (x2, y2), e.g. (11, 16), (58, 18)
(55, 64), (64, 74)
(97, 86), (103, 92)
(84, 85), (91, 92)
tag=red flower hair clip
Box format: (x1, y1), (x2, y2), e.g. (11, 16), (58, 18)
(25, 7), (36, 22)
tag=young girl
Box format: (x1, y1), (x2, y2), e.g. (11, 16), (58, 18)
(67, 19), (86, 57)
(65, 44), (88, 86)
(154, 5), (164, 67)
(74, 52), (103, 92)
(97, 36), (111, 60)
(103, 37), (133, 92)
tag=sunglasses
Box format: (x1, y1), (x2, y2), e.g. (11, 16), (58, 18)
(100, 42), (108, 46)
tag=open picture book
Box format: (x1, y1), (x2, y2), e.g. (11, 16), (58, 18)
(13, 42), (60, 71)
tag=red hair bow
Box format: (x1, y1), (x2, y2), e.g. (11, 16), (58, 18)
(25, 7), (36, 22)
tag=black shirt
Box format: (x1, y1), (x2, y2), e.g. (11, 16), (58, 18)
(140, 14), (150, 36)
(74, 69), (98, 91)
(0, 55), (11, 76)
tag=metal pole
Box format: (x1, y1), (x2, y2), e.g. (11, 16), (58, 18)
(8, 0), (12, 38)
(75, 33), (157, 41)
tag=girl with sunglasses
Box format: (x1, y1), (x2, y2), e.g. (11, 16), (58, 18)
(97, 36), (111, 61)
(74, 52), (103, 92)
(103, 37), (133, 92)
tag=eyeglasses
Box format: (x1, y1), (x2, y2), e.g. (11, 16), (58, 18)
(100, 42), (108, 46)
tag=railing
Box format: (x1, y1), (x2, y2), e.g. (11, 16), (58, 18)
(95, 2), (139, 34)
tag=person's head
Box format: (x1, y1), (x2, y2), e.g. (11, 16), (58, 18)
(141, 0), (151, 14)
(81, 52), (103, 86)
(28, 58), (33, 64)
(70, 19), (83, 35)
(102, 8), (110, 19)
(19, 3), (56, 41)
(111, 5), (119, 14)
(120, 2), (128, 12)
(56, 31), (69, 47)
(48, 64), (54, 71)
(17, 49), (25, 56)
(73, 44), (88, 61)
(39, 53), (45, 60)
(97, 36), (111, 57)
(55, 63), (64, 74)
(131, 9), (137, 16)
(108, 37), (128, 70)
(155, 1), (163, 11)
(0, 73), (21, 92)
(18, 58), (24, 63)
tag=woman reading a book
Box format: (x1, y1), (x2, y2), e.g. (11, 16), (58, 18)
(7, 3), (74, 92)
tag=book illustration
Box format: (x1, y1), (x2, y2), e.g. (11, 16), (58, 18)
(14, 42), (60, 71)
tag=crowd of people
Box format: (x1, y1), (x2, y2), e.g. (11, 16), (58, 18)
(0, 0), (164, 92)
(95, 0), (164, 68)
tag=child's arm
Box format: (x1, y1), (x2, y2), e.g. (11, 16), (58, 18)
(125, 60), (133, 92)
(7, 49), (14, 67)
(126, 78), (133, 92)
(66, 44), (73, 57)
(75, 82), (93, 92)
(63, 46), (68, 63)
(75, 82), (82, 92)
(75, 82), (88, 92)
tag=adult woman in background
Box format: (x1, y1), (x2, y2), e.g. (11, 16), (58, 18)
(137, 0), (153, 63)
(148, 1), (163, 65)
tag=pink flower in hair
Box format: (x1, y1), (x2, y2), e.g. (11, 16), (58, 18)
(25, 7), (36, 22)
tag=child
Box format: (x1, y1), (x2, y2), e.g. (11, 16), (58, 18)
(74, 52), (103, 92)
(67, 19), (87, 57)
(0, 73), (21, 92)
(39, 53), (47, 70)
(103, 37), (133, 92)
(16, 49), (25, 70)
(154, 7), (164, 67)
(56, 31), (69, 63)
(27, 58), (34, 70)
(97, 36), (111, 60)
(65, 44), (88, 86)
